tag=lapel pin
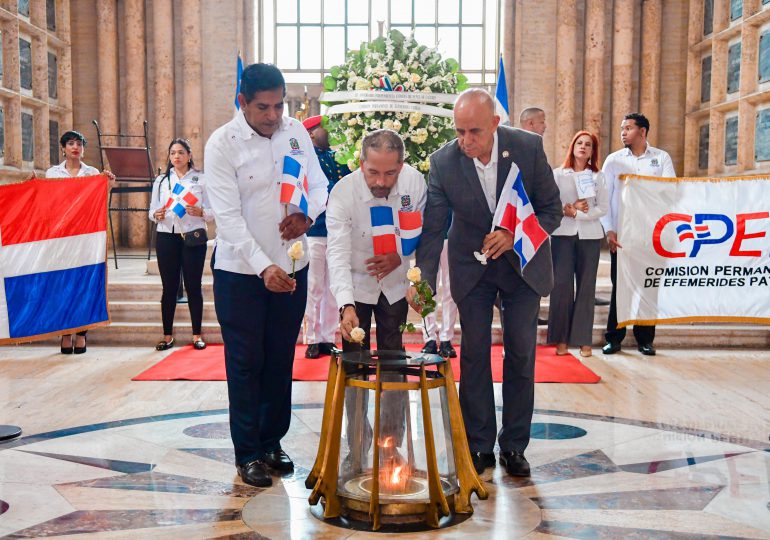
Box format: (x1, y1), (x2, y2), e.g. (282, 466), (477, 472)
(502, 150), (510, 158)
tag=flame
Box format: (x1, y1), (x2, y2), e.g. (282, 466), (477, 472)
(380, 436), (393, 448)
(390, 465), (403, 484)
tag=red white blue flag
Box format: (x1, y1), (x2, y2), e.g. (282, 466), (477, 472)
(492, 163), (548, 269)
(370, 206), (422, 256)
(280, 155), (309, 215)
(0, 176), (110, 344)
(165, 182), (199, 218)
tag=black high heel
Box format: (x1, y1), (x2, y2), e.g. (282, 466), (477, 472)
(60, 335), (74, 355)
(74, 335), (87, 355)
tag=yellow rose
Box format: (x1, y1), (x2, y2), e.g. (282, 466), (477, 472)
(287, 240), (304, 261)
(407, 266), (422, 283)
(350, 327), (366, 343)
(408, 112), (423, 127)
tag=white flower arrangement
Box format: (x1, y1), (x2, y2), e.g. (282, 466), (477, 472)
(321, 30), (468, 174)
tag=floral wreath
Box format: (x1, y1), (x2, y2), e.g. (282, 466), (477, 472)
(321, 30), (469, 174)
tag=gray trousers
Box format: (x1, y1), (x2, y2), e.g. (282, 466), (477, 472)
(456, 259), (540, 454)
(547, 235), (601, 346)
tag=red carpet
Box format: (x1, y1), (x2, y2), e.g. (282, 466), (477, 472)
(133, 344), (600, 384)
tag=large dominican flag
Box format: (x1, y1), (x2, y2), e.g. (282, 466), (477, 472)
(0, 176), (110, 344)
(280, 155), (309, 215)
(492, 163), (548, 269)
(370, 206), (422, 256)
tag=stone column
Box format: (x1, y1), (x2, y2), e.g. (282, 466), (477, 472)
(31, 34), (49, 170)
(182, 0), (203, 161)
(738, 27), (760, 170)
(583, 0), (607, 141)
(3, 19), (22, 168)
(152, 0), (175, 169)
(610, 0), (635, 148)
(640, 0), (662, 146)
(124, 0), (149, 247)
(96, 0), (121, 244)
(555, 0), (578, 160)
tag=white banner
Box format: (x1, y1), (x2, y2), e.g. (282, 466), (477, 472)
(324, 101), (455, 118)
(320, 90), (458, 104)
(617, 174), (770, 327)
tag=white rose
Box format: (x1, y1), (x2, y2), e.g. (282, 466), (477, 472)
(408, 112), (422, 127)
(347, 118), (358, 126)
(419, 160), (430, 172)
(383, 119), (395, 130)
(287, 241), (304, 261)
(407, 266), (422, 283)
(350, 327), (366, 343)
(355, 78), (372, 90)
(392, 120), (402, 131)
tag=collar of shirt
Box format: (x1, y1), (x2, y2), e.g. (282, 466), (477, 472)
(51, 161), (96, 177)
(622, 142), (652, 159)
(233, 110), (290, 140)
(473, 131), (499, 171)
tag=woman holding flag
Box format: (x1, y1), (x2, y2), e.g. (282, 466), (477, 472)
(149, 138), (213, 351)
(47, 130), (115, 355)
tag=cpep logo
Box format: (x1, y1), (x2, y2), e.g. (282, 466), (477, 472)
(652, 212), (769, 258)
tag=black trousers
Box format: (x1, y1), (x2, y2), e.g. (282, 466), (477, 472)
(156, 232), (206, 335)
(548, 236), (601, 346)
(342, 294), (408, 458)
(456, 258), (540, 454)
(213, 265), (307, 466)
(606, 250), (655, 346)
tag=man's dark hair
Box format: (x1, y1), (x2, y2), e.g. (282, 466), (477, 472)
(624, 113), (650, 136)
(60, 130), (86, 148)
(240, 63), (285, 102)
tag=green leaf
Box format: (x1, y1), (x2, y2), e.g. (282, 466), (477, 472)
(445, 58), (459, 73)
(323, 76), (337, 91)
(330, 66), (341, 78)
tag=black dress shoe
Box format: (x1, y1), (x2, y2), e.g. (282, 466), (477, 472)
(638, 343), (656, 356)
(318, 342), (336, 356)
(470, 452), (495, 474)
(236, 460), (272, 487)
(193, 338), (206, 350)
(499, 451), (531, 477)
(602, 342), (621, 355)
(421, 340), (438, 354)
(595, 296), (610, 306)
(264, 449), (294, 472)
(439, 341), (457, 358)
(305, 343), (320, 359)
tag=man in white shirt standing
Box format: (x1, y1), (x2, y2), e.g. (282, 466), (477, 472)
(327, 129), (427, 352)
(204, 64), (328, 488)
(600, 113), (676, 357)
(327, 129), (426, 459)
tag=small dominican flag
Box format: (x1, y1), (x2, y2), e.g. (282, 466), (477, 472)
(0, 176), (109, 344)
(494, 56), (510, 125)
(280, 155), (309, 215)
(234, 53), (244, 110)
(370, 206), (422, 256)
(165, 183), (199, 219)
(492, 163), (548, 269)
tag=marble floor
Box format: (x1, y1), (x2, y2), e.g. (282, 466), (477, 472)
(0, 346), (768, 539)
